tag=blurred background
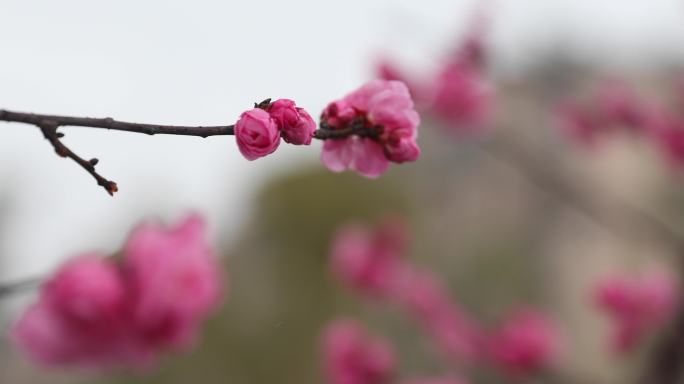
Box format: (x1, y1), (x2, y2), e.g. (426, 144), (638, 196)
(2, 0), (684, 383)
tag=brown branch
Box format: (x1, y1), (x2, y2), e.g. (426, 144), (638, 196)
(0, 109), (235, 137)
(39, 122), (119, 195)
(0, 108), (375, 195)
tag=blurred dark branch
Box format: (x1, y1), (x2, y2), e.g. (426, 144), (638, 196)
(639, 305), (684, 384)
(0, 276), (41, 299)
(0, 109), (371, 195)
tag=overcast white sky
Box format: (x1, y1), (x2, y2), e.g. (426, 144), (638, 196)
(1, 0), (684, 287)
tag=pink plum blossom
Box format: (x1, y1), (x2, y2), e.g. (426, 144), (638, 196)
(321, 319), (396, 384)
(651, 117), (684, 169)
(595, 81), (648, 129)
(11, 214), (224, 370)
(428, 60), (492, 133)
(268, 99), (316, 145)
(11, 255), (132, 368)
(487, 309), (561, 377)
(123, 214), (224, 351)
(594, 268), (678, 353)
(234, 108), (281, 160)
(555, 101), (604, 146)
(320, 80), (421, 178)
(329, 219), (409, 297)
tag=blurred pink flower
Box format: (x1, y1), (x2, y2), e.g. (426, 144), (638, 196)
(123, 214), (224, 352)
(652, 117), (684, 169)
(321, 319), (396, 384)
(11, 214), (224, 370)
(329, 219), (409, 297)
(268, 99), (316, 145)
(11, 255), (137, 368)
(555, 101), (603, 146)
(594, 269), (678, 353)
(487, 309), (561, 377)
(427, 60), (492, 133)
(595, 81), (648, 129)
(234, 108), (281, 160)
(320, 80), (421, 178)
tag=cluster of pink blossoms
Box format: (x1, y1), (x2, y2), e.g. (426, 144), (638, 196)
(327, 218), (561, 380)
(320, 80), (421, 178)
(11, 215), (224, 370)
(556, 79), (684, 169)
(594, 268), (679, 353)
(235, 99), (317, 160)
(376, 17), (492, 135)
(234, 81), (422, 178)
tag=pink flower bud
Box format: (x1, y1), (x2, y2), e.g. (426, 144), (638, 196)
(320, 80), (421, 178)
(268, 99), (316, 145)
(487, 309), (561, 377)
(234, 108), (280, 160)
(321, 319), (396, 384)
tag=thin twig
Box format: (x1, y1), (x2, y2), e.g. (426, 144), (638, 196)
(39, 122), (119, 195)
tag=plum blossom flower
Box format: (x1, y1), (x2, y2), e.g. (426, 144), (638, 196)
(11, 214), (224, 370)
(123, 214), (224, 352)
(268, 99), (316, 145)
(320, 80), (421, 178)
(555, 101), (604, 146)
(486, 309), (561, 377)
(594, 268), (678, 353)
(234, 108), (281, 160)
(11, 255), (133, 368)
(428, 60), (492, 133)
(595, 81), (648, 129)
(321, 319), (396, 384)
(329, 218), (409, 297)
(650, 115), (684, 169)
